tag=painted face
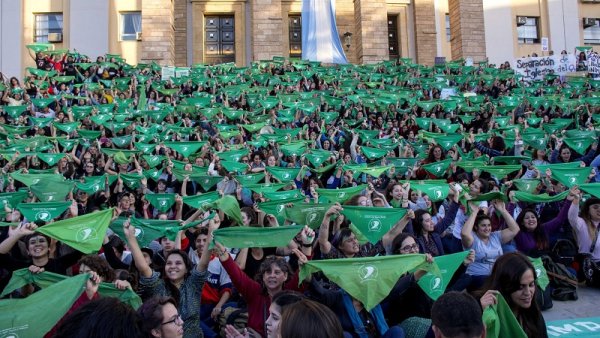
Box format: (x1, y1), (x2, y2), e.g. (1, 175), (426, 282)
(164, 253), (187, 282)
(27, 235), (49, 258)
(510, 269), (536, 310)
(262, 263), (288, 292)
(399, 237), (419, 254)
(156, 302), (184, 338)
(265, 303), (282, 338)
(522, 211), (538, 232)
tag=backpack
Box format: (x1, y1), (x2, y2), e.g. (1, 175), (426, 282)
(217, 307), (248, 337)
(541, 255), (578, 301)
(551, 239), (578, 267)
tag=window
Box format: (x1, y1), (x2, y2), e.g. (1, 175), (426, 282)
(445, 14), (451, 42)
(584, 18), (600, 45)
(289, 15), (302, 57)
(121, 12), (142, 41)
(517, 16), (540, 44)
(204, 16), (235, 64)
(34, 13), (63, 43)
(388, 15), (399, 60)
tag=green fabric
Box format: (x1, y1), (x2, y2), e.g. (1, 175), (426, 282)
(204, 195), (243, 225)
(192, 175), (223, 191)
(305, 151), (332, 167)
(421, 159), (452, 178)
(357, 165), (393, 178)
(182, 191), (221, 209)
(470, 191), (507, 202)
(408, 182), (450, 202)
(210, 225), (303, 249)
(281, 203), (333, 229)
(436, 134), (463, 151)
(142, 155), (165, 168)
(529, 257), (550, 291)
(257, 197), (305, 223)
(243, 183), (288, 194)
(1, 269), (141, 309)
(144, 193), (176, 213)
(550, 166), (592, 188)
(10, 172), (64, 187)
(0, 273), (88, 338)
(262, 189), (304, 200)
(417, 251), (470, 300)
(220, 160), (249, 174)
(17, 201), (71, 222)
(493, 156), (530, 165)
(163, 141), (206, 157)
(280, 142), (307, 157)
(361, 146), (389, 160)
(0, 191), (29, 208)
(316, 185), (366, 203)
(35, 152), (66, 167)
(513, 191), (569, 203)
(120, 173), (144, 189)
(534, 161), (581, 173)
(579, 183), (600, 199)
(29, 180), (73, 202)
(512, 179), (541, 193)
(266, 166), (300, 182)
(341, 206), (407, 244)
(481, 165), (521, 178)
(218, 149), (249, 162)
(234, 173), (265, 186)
(563, 137), (594, 155)
(482, 294), (527, 338)
(299, 254), (436, 311)
(110, 218), (170, 247)
(36, 208), (114, 254)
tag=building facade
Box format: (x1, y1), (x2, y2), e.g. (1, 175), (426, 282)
(1, 0), (599, 77)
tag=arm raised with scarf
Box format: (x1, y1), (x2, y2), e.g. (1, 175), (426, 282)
(319, 203), (344, 255)
(382, 209), (415, 249)
(494, 200), (520, 244)
(461, 202), (480, 249)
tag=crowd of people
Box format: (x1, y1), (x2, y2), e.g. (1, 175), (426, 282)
(1, 45), (600, 338)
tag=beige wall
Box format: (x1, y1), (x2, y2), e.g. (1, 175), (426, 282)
(435, 0), (452, 60)
(511, 0), (550, 58)
(387, 0), (412, 60)
(108, 0), (141, 65)
(22, 0), (69, 70)
(579, 2), (600, 49)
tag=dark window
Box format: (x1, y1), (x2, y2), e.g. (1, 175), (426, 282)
(388, 15), (399, 60)
(289, 15), (302, 58)
(35, 13), (63, 43)
(584, 18), (600, 45)
(204, 16), (235, 64)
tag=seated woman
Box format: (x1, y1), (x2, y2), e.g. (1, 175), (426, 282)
(568, 193), (600, 287)
(476, 252), (548, 338)
(460, 200), (520, 291)
(137, 296), (185, 338)
(279, 299), (344, 338)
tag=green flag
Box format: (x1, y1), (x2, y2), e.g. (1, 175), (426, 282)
(482, 294), (527, 338)
(512, 179), (540, 193)
(316, 185), (366, 204)
(417, 251), (470, 300)
(408, 182), (450, 202)
(579, 183), (600, 199)
(421, 159), (452, 178)
(361, 146), (389, 160)
(1, 269), (141, 309)
(563, 137), (594, 155)
(340, 206), (407, 244)
(145, 193), (176, 213)
(481, 165), (521, 178)
(17, 201), (71, 222)
(529, 257), (550, 291)
(299, 254), (436, 311)
(36, 208), (114, 254)
(0, 273), (88, 338)
(281, 203), (333, 229)
(182, 191), (221, 209)
(436, 134), (463, 151)
(210, 225), (304, 249)
(234, 173), (265, 186)
(512, 191), (569, 203)
(204, 195), (243, 225)
(110, 217), (167, 247)
(266, 166), (300, 182)
(0, 191), (28, 208)
(551, 166), (592, 188)
(36, 152), (66, 167)
(163, 141), (206, 157)
(30, 180), (73, 202)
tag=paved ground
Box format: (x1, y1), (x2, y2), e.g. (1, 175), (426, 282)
(543, 286), (600, 321)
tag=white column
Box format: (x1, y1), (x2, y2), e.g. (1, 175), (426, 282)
(547, 0), (580, 53)
(0, 0), (23, 79)
(482, 0), (515, 65)
(69, 0), (109, 59)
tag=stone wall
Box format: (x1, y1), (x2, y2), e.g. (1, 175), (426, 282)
(174, 0), (187, 66)
(141, 0), (174, 65)
(413, 0), (437, 65)
(354, 0), (389, 64)
(449, 0), (486, 62)
(251, 0), (284, 60)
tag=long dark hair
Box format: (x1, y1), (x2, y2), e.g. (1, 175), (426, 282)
(412, 209), (430, 237)
(476, 252), (547, 337)
(163, 250), (193, 300)
(515, 208), (549, 251)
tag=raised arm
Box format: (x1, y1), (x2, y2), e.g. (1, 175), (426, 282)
(318, 203), (343, 255)
(461, 202), (480, 249)
(495, 200), (520, 244)
(123, 218), (153, 278)
(382, 209), (415, 249)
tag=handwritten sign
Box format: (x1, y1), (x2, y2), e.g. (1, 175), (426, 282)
(514, 54), (577, 81)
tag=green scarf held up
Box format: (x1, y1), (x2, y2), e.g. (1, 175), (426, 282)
(480, 165), (521, 178)
(210, 225), (304, 249)
(203, 195), (243, 225)
(36, 208), (114, 254)
(144, 193), (176, 213)
(417, 251), (470, 300)
(281, 203), (333, 229)
(421, 159), (452, 178)
(361, 146), (389, 160)
(262, 189), (304, 200)
(0, 191), (29, 208)
(163, 141), (206, 157)
(482, 294), (527, 338)
(182, 191), (221, 209)
(340, 206), (407, 244)
(266, 166), (300, 182)
(17, 201), (72, 222)
(234, 173), (265, 186)
(35, 152), (66, 167)
(550, 166), (592, 188)
(316, 185), (367, 204)
(511, 179), (541, 193)
(258, 197), (305, 224)
(529, 257), (550, 291)
(30, 180), (73, 202)
(408, 182), (450, 202)
(110, 217), (172, 247)
(579, 183), (600, 199)
(512, 191), (569, 203)
(299, 254), (438, 311)
(435, 134), (463, 151)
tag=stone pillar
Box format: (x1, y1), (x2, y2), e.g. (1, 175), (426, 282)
(413, 0), (437, 65)
(353, 0), (389, 64)
(141, 0), (174, 65)
(251, 0), (283, 60)
(448, 0), (486, 62)
(174, 0), (187, 66)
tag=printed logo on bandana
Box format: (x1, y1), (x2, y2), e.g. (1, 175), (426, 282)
(1, 333), (21, 338)
(306, 212), (318, 225)
(569, 176), (577, 184)
(368, 219), (382, 232)
(46, 195), (54, 201)
(35, 211), (52, 221)
(180, 146), (188, 153)
(430, 277), (443, 290)
(535, 268), (542, 277)
(359, 265), (378, 282)
(134, 227), (144, 238)
(32, 179), (40, 185)
(276, 205), (285, 214)
(337, 192), (346, 199)
(435, 166), (442, 173)
(282, 172), (290, 179)
(93, 184), (100, 192)
(76, 227), (98, 242)
(160, 200), (167, 206)
(433, 189), (442, 199)
(204, 179), (210, 184)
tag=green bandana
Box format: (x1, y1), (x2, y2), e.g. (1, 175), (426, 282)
(511, 179), (540, 193)
(579, 183), (600, 199)
(470, 191), (507, 202)
(110, 217), (170, 248)
(534, 161), (581, 173)
(218, 149), (250, 162)
(281, 203), (333, 229)
(120, 173), (144, 189)
(266, 167), (300, 182)
(436, 134), (463, 151)
(210, 225), (304, 249)
(280, 142), (307, 157)
(142, 155), (165, 168)
(0, 191), (29, 208)
(234, 173), (265, 186)
(0, 273), (88, 338)
(36, 152), (66, 167)
(258, 197), (305, 223)
(421, 159), (452, 178)
(529, 257), (550, 290)
(299, 254), (437, 311)
(551, 166), (592, 188)
(30, 180), (73, 202)
(408, 182), (450, 202)
(163, 141), (206, 157)
(17, 201), (71, 222)
(53, 122), (80, 134)
(262, 189), (304, 200)
(492, 156), (530, 165)
(361, 146), (389, 160)
(512, 191), (569, 203)
(182, 191), (221, 209)
(481, 165), (521, 178)
(563, 137), (594, 155)
(316, 185), (366, 204)
(10, 172), (65, 187)
(145, 193), (176, 213)
(220, 160), (249, 174)
(203, 195), (243, 225)
(341, 206), (407, 244)
(304, 151), (332, 167)
(417, 250), (470, 300)
(483, 294), (527, 338)
(357, 165), (393, 178)
(35, 208), (113, 254)
(521, 133), (547, 150)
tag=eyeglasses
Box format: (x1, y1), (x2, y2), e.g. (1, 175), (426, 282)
(161, 314), (183, 326)
(400, 243), (419, 253)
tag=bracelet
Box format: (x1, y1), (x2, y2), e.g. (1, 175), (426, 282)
(301, 243), (313, 247)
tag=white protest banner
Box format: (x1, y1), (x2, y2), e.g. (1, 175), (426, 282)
(541, 37), (549, 52)
(161, 66), (176, 81)
(514, 54), (577, 81)
(587, 52), (600, 78)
